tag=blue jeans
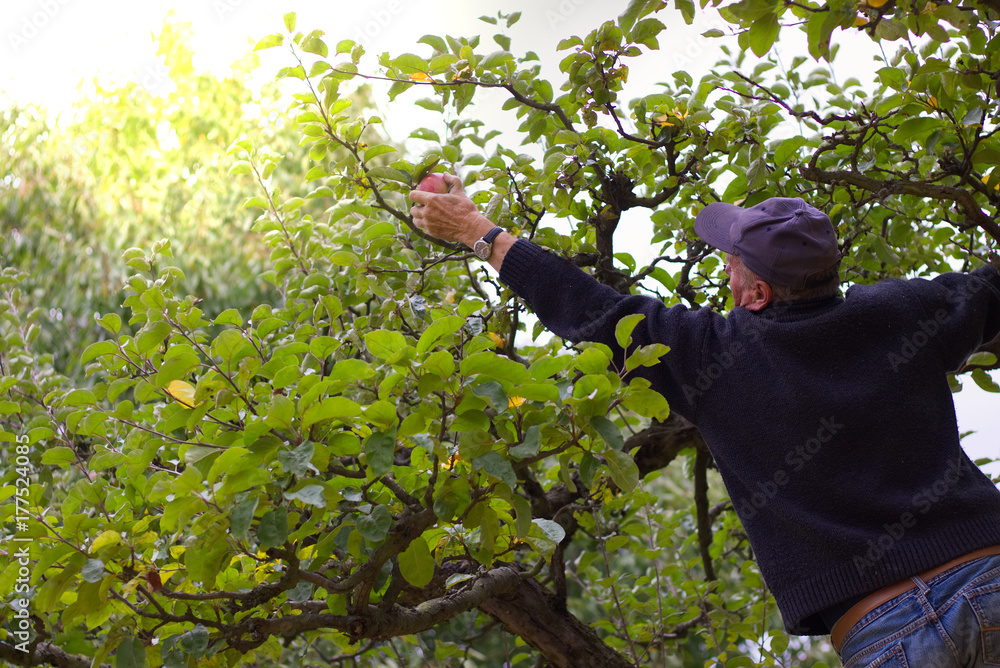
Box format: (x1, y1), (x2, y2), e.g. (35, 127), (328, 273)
(838, 554), (1000, 667)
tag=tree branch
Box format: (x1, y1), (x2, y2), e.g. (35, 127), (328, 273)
(800, 164), (1000, 242)
(694, 445), (717, 581)
(0, 642), (111, 668)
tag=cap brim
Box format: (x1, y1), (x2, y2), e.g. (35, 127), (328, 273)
(694, 202), (744, 254)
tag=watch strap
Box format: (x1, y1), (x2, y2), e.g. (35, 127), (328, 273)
(482, 226), (503, 244)
(473, 226), (504, 260)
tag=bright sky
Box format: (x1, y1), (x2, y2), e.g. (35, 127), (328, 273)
(1, 0), (997, 468)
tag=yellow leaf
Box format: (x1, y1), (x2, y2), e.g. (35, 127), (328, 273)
(984, 172), (1000, 191)
(508, 396), (526, 409)
(488, 332), (506, 348)
(91, 529), (122, 554)
(854, 14), (869, 25)
(408, 72), (433, 83)
(927, 95), (938, 108)
(166, 380), (198, 408)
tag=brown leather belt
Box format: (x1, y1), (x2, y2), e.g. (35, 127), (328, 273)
(830, 545), (1000, 652)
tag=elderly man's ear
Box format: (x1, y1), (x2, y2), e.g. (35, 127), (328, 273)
(743, 280), (772, 312)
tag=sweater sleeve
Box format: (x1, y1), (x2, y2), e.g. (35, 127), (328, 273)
(498, 239), (719, 419)
(906, 266), (1000, 373)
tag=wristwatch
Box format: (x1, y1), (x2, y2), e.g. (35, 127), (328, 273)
(473, 226), (504, 260)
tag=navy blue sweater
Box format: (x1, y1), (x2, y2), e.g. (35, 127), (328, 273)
(499, 239), (1000, 634)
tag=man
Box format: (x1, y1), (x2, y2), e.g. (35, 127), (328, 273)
(410, 174), (1000, 666)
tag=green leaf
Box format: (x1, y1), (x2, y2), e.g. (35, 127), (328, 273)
(302, 35), (329, 57)
(460, 351), (531, 384)
(81, 558), (105, 583)
(398, 536), (435, 587)
(418, 34), (448, 52)
(622, 387), (671, 421)
(257, 508), (289, 548)
(230, 496), (258, 541)
(967, 352), (998, 366)
(416, 315), (465, 353)
(283, 11), (296, 32)
(97, 313), (122, 335)
(254, 33), (284, 51)
(532, 518), (566, 545)
(364, 144), (397, 161)
(136, 321), (172, 356)
(774, 136), (811, 165)
(178, 625), (209, 657)
(893, 117), (942, 144)
(82, 340), (117, 365)
(303, 397), (362, 429)
(509, 425), (541, 459)
(472, 381), (508, 412)
(749, 13), (780, 58)
(266, 394), (295, 431)
(471, 450), (516, 488)
(277, 441), (315, 477)
(364, 431), (396, 477)
(605, 448), (639, 493)
(116, 637), (146, 668)
(615, 313), (645, 349)
(62, 389), (96, 407)
(365, 329), (407, 360)
(972, 368), (999, 393)
(357, 504), (392, 542)
(212, 329), (246, 363)
(213, 308), (243, 326)
(590, 416), (624, 451)
(285, 484), (327, 507)
(41, 447), (76, 468)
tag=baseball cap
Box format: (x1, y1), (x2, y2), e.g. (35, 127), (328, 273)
(694, 197), (840, 289)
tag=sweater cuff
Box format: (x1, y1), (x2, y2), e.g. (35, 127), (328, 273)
(498, 239), (548, 297)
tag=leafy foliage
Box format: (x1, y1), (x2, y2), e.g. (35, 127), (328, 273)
(1, 0), (999, 666)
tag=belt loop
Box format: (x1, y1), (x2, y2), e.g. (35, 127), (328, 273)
(910, 575), (929, 595)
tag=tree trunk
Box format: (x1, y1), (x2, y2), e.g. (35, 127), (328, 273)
(479, 577), (634, 668)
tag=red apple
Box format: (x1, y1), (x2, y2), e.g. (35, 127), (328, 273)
(416, 173), (449, 194)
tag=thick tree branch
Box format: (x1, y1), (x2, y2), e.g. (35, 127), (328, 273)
(227, 565), (524, 651)
(694, 445), (717, 581)
(0, 642), (111, 668)
(800, 164), (1000, 241)
(480, 576), (634, 668)
(632, 414), (705, 478)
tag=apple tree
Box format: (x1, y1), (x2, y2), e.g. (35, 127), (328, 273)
(2, 0), (999, 666)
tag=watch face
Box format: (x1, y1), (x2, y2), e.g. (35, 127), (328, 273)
(474, 239), (491, 260)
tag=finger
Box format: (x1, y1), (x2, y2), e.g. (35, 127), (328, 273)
(442, 173), (464, 193)
(408, 189), (431, 205)
(410, 205), (428, 223)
